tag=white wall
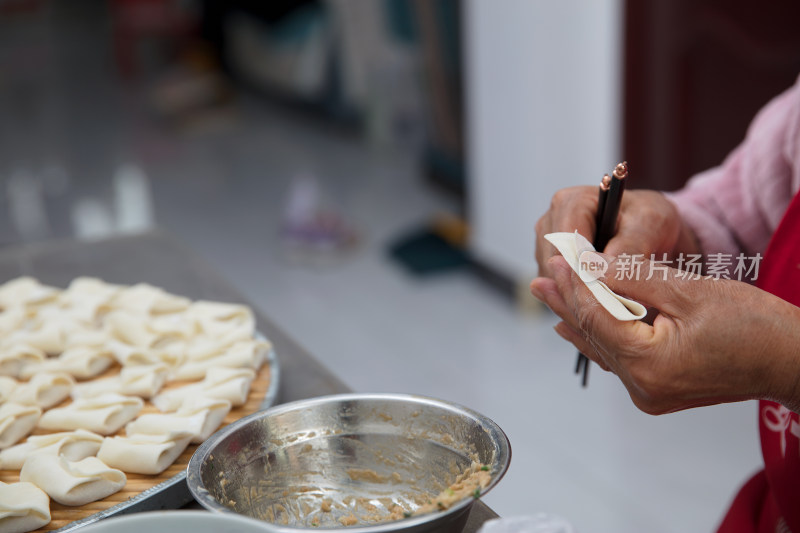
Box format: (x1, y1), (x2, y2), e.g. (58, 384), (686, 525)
(465, 0), (623, 281)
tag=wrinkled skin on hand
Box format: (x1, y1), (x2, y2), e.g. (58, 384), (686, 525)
(530, 255), (800, 415)
(534, 186), (699, 279)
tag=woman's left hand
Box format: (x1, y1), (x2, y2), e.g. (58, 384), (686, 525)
(530, 255), (800, 415)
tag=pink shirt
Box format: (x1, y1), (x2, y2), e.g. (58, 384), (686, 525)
(667, 74), (800, 257)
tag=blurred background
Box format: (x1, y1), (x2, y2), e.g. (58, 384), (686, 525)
(2, 0), (800, 531)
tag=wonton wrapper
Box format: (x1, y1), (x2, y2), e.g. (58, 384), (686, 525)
(149, 312), (196, 339)
(0, 429), (104, 470)
(38, 393), (143, 435)
(543, 231), (647, 320)
(0, 376), (18, 403)
(171, 339), (269, 381)
(20, 346), (115, 380)
(0, 277), (59, 310)
(126, 397), (231, 443)
(0, 307), (25, 337)
(72, 363), (168, 400)
(0, 345), (45, 379)
(6, 317), (73, 356)
(0, 481), (50, 533)
(0, 403), (42, 449)
(111, 283), (190, 315)
(189, 300), (254, 338)
(20, 454), (126, 506)
(152, 367), (255, 412)
(97, 430), (193, 475)
(63, 325), (109, 350)
(60, 277), (121, 323)
(14, 371), (74, 409)
(105, 310), (158, 349)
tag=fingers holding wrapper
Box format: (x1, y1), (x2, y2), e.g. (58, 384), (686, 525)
(545, 231), (646, 321)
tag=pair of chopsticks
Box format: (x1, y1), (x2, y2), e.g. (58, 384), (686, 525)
(575, 161), (628, 387)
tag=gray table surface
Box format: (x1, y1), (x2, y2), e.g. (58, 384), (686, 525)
(0, 230), (498, 532)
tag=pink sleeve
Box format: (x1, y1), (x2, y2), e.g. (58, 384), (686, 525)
(665, 74), (800, 257)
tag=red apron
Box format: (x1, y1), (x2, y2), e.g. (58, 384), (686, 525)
(717, 190), (800, 533)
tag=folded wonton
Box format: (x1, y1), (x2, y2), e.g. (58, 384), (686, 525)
(152, 367), (255, 412)
(189, 300), (255, 339)
(0, 277), (59, 310)
(543, 232), (647, 321)
(0, 307), (25, 338)
(0, 429), (104, 469)
(0, 481), (50, 533)
(20, 346), (115, 380)
(97, 430), (193, 475)
(5, 317), (72, 355)
(126, 397), (231, 444)
(59, 277), (121, 323)
(0, 403), (41, 449)
(111, 283), (190, 315)
(38, 393), (143, 435)
(171, 339), (269, 381)
(0, 345), (45, 379)
(0, 376), (18, 403)
(20, 454), (126, 506)
(14, 371), (74, 408)
(72, 363), (168, 400)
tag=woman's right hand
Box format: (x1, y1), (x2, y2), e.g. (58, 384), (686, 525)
(534, 186), (700, 278)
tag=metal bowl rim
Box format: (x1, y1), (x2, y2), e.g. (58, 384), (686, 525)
(187, 392), (511, 532)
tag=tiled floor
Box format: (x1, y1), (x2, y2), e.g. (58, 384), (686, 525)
(0, 3), (762, 532)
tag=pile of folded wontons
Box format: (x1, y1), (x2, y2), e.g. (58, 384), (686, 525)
(0, 277), (271, 533)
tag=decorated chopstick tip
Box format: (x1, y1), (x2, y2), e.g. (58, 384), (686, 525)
(600, 174), (612, 191)
(613, 161), (628, 179)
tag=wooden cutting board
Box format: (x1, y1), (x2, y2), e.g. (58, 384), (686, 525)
(0, 358), (274, 532)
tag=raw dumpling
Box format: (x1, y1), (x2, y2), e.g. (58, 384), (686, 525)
(0, 481), (50, 533)
(0, 429), (104, 469)
(149, 339), (186, 368)
(105, 310), (158, 349)
(20, 454), (126, 506)
(63, 325), (109, 350)
(0, 376), (18, 403)
(106, 339), (156, 366)
(97, 430), (193, 475)
(0, 345), (45, 379)
(72, 363), (168, 400)
(38, 393), (143, 435)
(117, 363), (169, 398)
(126, 397), (231, 444)
(0, 403), (41, 449)
(14, 372), (74, 408)
(189, 301), (254, 339)
(152, 367), (255, 412)
(60, 277), (121, 323)
(0, 277), (59, 310)
(20, 346), (115, 380)
(6, 317), (71, 355)
(171, 339), (269, 381)
(0, 307), (25, 337)
(111, 283), (190, 315)
(149, 312), (196, 339)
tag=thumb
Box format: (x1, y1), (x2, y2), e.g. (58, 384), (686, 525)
(601, 253), (695, 316)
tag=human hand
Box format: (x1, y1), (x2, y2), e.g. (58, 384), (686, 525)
(534, 187), (700, 278)
(530, 255), (800, 415)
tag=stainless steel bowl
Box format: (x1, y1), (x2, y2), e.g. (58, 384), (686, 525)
(187, 393), (511, 533)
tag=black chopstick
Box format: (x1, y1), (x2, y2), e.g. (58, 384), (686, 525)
(575, 162), (628, 387)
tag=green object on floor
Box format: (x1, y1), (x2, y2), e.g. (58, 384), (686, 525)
(388, 228), (470, 276)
